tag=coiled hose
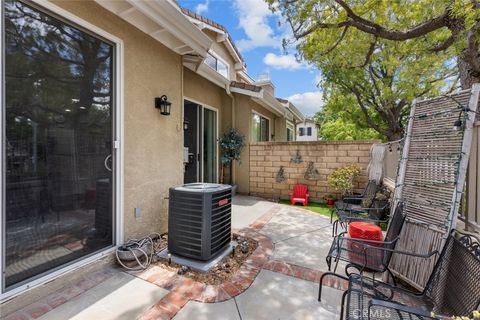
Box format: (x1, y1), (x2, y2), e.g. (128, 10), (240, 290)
(115, 233), (164, 271)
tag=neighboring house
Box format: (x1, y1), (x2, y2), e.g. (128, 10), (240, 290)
(0, 0), (304, 303)
(297, 118), (319, 141)
(276, 97), (306, 142)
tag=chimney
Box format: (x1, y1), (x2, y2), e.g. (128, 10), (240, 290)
(255, 73), (275, 96)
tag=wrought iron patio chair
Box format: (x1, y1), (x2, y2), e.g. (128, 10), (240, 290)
(331, 180), (380, 225)
(325, 203), (405, 285)
(337, 230), (480, 319)
(332, 199), (390, 236)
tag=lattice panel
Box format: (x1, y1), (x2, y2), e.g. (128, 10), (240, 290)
(401, 91), (471, 229)
(390, 85), (480, 289)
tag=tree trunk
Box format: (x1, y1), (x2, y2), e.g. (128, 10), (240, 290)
(458, 55), (480, 89)
(387, 131), (404, 142)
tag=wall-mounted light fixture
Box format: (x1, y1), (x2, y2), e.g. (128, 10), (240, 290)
(183, 120), (189, 131)
(155, 95), (172, 116)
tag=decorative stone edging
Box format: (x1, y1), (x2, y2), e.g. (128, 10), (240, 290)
(138, 206), (282, 320)
(137, 228), (273, 320)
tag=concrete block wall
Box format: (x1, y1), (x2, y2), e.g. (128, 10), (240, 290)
(249, 140), (378, 202)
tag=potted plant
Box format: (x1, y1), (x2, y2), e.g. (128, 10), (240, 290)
(327, 164), (361, 200)
(218, 128), (245, 194)
(324, 194), (337, 207)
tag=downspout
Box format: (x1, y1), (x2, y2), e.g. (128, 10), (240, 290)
(180, 62), (184, 132)
(226, 86), (236, 184)
(272, 116), (276, 141)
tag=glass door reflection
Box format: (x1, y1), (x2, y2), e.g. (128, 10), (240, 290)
(3, 0), (115, 289)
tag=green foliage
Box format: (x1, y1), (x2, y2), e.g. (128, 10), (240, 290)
(309, 41), (456, 141)
(218, 128), (246, 165)
(268, 0), (473, 63)
(327, 164), (361, 196)
(314, 107), (381, 141)
(268, 0), (462, 140)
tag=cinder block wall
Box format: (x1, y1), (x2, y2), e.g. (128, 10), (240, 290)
(249, 140), (378, 202)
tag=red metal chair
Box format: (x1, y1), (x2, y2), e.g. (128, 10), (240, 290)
(290, 184), (309, 206)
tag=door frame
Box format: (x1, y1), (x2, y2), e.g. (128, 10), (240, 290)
(0, 0), (124, 301)
(183, 97), (219, 183)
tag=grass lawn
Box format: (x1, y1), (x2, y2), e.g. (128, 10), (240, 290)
(278, 199), (335, 218)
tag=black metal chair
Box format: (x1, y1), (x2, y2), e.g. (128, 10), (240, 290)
(333, 181), (379, 220)
(322, 230), (480, 319)
(325, 202), (406, 284)
(332, 199), (390, 237)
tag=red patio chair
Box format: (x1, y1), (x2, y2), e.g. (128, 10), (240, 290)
(290, 184), (309, 206)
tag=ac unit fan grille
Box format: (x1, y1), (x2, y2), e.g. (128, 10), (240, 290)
(168, 184), (232, 260)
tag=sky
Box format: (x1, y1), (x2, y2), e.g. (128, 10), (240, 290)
(178, 0), (323, 117)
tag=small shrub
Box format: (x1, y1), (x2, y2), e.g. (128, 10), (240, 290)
(327, 164), (361, 196)
(218, 128), (245, 184)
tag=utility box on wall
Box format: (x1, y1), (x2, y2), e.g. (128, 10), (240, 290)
(168, 183), (232, 261)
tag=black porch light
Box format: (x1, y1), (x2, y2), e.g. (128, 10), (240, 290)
(155, 95), (172, 115)
(440, 94), (480, 131)
(453, 116), (463, 131)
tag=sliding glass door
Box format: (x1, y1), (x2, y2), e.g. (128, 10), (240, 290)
(203, 108), (217, 183)
(183, 101), (217, 184)
(2, 0), (116, 290)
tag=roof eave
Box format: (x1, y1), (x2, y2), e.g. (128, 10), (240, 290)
(230, 87), (264, 99)
(95, 0), (212, 57)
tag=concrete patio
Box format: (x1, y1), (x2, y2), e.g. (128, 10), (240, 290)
(6, 196), (345, 320)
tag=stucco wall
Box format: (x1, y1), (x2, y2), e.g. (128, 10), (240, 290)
(203, 30), (238, 81)
(249, 141), (377, 201)
(183, 67), (232, 133)
(234, 94), (277, 193)
(52, 0), (183, 238)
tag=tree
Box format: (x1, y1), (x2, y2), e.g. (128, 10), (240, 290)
(218, 128), (246, 184)
(307, 29), (456, 139)
(314, 94), (382, 141)
(268, 0), (479, 88)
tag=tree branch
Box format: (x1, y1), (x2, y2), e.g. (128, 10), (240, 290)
(333, 0), (449, 41)
(317, 26), (349, 56)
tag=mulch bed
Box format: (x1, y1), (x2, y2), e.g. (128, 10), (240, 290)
(153, 233), (258, 285)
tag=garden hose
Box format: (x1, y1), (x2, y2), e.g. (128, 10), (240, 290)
(115, 233), (163, 271)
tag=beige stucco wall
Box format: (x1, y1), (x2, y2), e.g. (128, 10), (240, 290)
(203, 30), (238, 80)
(183, 67), (232, 133)
(234, 94), (278, 193)
(52, 0), (183, 238)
